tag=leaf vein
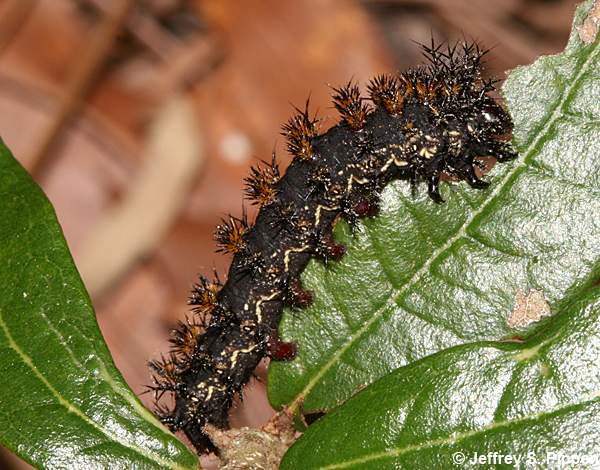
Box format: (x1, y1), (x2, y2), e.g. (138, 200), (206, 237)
(288, 38), (600, 412)
(0, 310), (192, 470)
(316, 394), (600, 469)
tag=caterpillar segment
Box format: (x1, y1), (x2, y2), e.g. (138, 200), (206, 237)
(149, 40), (517, 453)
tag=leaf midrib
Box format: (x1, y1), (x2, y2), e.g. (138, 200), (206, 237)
(0, 310), (194, 470)
(39, 300), (168, 431)
(315, 392), (600, 470)
(288, 39), (600, 413)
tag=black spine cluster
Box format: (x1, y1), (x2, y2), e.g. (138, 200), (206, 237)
(149, 40), (517, 453)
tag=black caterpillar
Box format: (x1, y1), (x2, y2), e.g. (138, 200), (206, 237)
(149, 41), (517, 453)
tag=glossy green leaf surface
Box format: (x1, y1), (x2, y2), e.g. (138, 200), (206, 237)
(0, 143), (198, 469)
(282, 286), (600, 469)
(269, 0), (600, 417)
(271, 1), (600, 467)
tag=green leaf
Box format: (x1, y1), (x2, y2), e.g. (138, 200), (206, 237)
(272, 0), (600, 467)
(281, 286), (600, 469)
(269, 0), (600, 417)
(0, 143), (198, 469)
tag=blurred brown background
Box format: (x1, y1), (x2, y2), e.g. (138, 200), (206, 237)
(0, 0), (578, 468)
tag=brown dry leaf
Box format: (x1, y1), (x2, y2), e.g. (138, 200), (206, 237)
(76, 94), (203, 297)
(507, 289), (552, 328)
(577, 0), (600, 43)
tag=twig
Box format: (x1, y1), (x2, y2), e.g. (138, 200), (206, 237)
(81, 0), (223, 93)
(83, 0), (182, 61)
(28, 0), (135, 176)
(77, 95), (204, 298)
(0, 0), (35, 56)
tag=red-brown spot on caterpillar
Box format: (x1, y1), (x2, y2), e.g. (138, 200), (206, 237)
(353, 199), (379, 218)
(318, 233), (346, 261)
(268, 332), (297, 361)
(287, 277), (313, 308)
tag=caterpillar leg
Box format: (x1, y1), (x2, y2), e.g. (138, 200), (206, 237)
(464, 164), (490, 189)
(427, 174), (444, 203)
(488, 140), (518, 162)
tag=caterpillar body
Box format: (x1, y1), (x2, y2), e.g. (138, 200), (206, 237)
(149, 41), (517, 453)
